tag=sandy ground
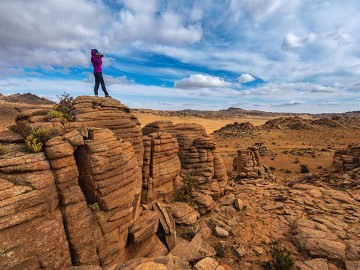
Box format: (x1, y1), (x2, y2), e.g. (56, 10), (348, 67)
(134, 113), (274, 134)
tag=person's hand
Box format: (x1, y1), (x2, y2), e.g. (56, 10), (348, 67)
(96, 52), (103, 58)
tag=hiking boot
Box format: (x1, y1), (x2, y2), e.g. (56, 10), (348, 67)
(105, 94), (111, 98)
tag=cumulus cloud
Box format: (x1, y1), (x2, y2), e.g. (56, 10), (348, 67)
(174, 74), (232, 89)
(238, 73), (255, 83)
(108, 1), (202, 46)
(282, 33), (316, 50)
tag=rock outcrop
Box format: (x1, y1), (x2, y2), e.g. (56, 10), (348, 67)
(142, 121), (228, 212)
(0, 144), (72, 269)
(142, 130), (181, 205)
(233, 146), (275, 180)
(73, 96), (144, 167)
(332, 144), (360, 172)
(0, 96), (232, 270)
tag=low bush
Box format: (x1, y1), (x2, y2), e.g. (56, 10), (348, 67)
(25, 127), (52, 152)
(52, 91), (74, 122)
(174, 175), (200, 205)
(263, 240), (294, 270)
(300, 164), (310, 173)
(25, 134), (43, 153)
(88, 202), (104, 222)
(269, 240), (294, 270)
(214, 243), (225, 257)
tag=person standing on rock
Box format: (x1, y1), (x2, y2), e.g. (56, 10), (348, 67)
(91, 49), (111, 97)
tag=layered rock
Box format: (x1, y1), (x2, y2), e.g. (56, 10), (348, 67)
(72, 96), (144, 167)
(75, 128), (142, 265)
(173, 123), (227, 198)
(0, 96), (233, 269)
(233, 146), (275, 180)
(142, 121), (228, 213)
(0, 143), (72, 269)
(0, 98), (147, 269)
(45, 131), (99, 266)
(142, 131), (181, 204)
(15, 108), (66, 138)
(332, 144), (360, 172)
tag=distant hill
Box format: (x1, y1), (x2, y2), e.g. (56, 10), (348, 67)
(0, 93), (54, 105)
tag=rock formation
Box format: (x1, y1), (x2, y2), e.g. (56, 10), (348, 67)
(142, 130), (181, 205)
(233, 146), (275, 180)
(0, 97), (231, 270)
(142, 121), (229, 213)
(332, 144), (360, 172)
(72, 96), (144, 167)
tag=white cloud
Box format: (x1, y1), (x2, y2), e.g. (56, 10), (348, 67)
(271, 101), (306, 107)
(282, 33), (316, 50)
(230, 0), (301, 25)
(326, 28), (355, 45)
(174, 74), (232, 89)
(238, 73), (255, 83)
(108, 3), (202, 46)
(318, 101), (340, 105)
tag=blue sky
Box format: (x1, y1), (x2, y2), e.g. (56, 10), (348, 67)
(0, 0), (360, 113)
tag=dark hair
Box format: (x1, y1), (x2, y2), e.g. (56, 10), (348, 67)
(93, 49), (98, 54)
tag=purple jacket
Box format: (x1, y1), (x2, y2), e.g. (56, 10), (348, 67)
(91, 49), (102, 73)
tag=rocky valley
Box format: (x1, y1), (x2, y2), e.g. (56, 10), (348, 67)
(0, 95), (359, 270)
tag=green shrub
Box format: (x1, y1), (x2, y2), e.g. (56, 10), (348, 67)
(48, 110), (65, 119)
(174, 175), (200, 205)
(300, 164), (310, 173)
(30, 126), (52, 141)
(88, 203), (104, 222)
(214, 243), (225, 257)
(269, 240), (294, 270)
(25, 127), (52, 152)
(88, 203), (100, 211)
(25, 134), (43, 153)
(53, 91), (74, 121)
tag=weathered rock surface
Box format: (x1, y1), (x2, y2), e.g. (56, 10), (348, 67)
(233, 146), (275, 180)
(170, 232), (216, 263)
(0, 96), (235, 270)
(332, 144), (360, 172)
(0, 145), (72, 269)
(73, 96), (144, 167)
(174, 123), (228, 200)
(142, 131), (181, 204)
(194, 257), (223, 270)
(111, 255), (190, 270)
(170, 202), (200, 226)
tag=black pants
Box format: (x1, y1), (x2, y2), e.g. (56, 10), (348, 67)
(94, 72), (109, 96)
